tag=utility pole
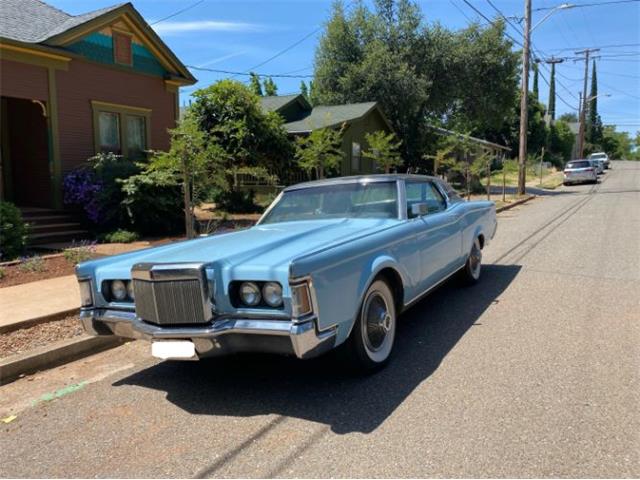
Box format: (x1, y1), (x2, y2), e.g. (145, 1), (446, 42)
(575, 48), (599, 158)
(517, 0), (532, 196)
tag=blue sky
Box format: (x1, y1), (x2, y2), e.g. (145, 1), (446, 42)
(50, 0), (640, 135)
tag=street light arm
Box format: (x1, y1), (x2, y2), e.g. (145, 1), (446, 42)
(531, 3), (574, 32)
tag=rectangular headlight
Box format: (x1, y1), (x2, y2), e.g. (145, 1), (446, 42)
(78, 280), (93, 307)
(291, 282), (313, 318)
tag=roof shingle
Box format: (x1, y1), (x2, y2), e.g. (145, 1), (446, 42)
(0, 0), (123, 44)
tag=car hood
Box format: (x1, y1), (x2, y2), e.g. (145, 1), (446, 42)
(79, 218), (400, 283)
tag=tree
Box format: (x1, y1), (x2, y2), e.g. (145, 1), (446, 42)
(300, 81), (309, 101)
(587, 60), (603, 145)
(362, 130), (402, 173)
(294, 127), (344, 179)
(249, 72), (263, 96)
(312, 0), (519, 163)
(548, 120), (575, 165)
(188, 80), (293, 209)
(600, 125), (633, 159)
(422, 144), (453, 177)
(532, 63), (539, 101)
(548, 63), (556, 120)
(263, 77), (277, 96)
(559, 112), (578, 123)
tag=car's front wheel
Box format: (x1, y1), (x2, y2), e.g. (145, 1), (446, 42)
(460, 237), (482, 285)
(342, 279), (397, 372)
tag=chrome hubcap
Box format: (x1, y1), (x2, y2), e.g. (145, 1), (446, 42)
(363, 293), (392, 352)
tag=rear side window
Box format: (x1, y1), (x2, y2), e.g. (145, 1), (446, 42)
(567, 161), (590, 169)
(436, 179), (462, 202)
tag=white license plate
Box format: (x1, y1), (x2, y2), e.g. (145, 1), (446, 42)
(151, 341), (196, 360)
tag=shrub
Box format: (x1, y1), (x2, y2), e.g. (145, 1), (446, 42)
(63, 240), (97, 265)
(64, 153), (183, 235)
(0, 201), (28, 260)
(0, 267), (5, 279)
(214, 189), (262, 214)
(18, 255), (45, 273)
(100, 229), (140, 244)
(63, 152), (138, 230)
(120, 167), (184, 235)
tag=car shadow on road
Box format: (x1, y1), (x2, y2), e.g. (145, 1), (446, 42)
(114, 264), (521, 435)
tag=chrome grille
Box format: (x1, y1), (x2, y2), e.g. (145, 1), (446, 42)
(131, 263), (212, 326)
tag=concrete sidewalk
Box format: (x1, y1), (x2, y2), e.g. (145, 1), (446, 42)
(0, 275), (79, 332)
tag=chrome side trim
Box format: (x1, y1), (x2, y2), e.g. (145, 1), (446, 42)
(403, 264), (465, 310)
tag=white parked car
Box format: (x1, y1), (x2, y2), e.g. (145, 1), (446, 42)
(563, 160), (597, 185)
(588, 152), (610, 169)
(590, 158), (605, 174)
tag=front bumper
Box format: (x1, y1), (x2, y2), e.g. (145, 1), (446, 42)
(80, 308), (336, 360)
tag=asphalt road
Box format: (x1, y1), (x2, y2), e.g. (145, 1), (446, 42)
(1, 161), (639, 478)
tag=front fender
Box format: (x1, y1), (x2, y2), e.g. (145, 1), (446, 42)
(336, 255), (406, 344)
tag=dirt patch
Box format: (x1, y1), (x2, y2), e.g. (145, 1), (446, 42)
(0, 256), (80, 288)
(0, 315), (84, 359)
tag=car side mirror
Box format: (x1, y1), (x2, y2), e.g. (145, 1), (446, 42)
(410, 202), (429, 217)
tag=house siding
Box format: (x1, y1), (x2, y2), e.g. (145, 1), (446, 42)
(341, 109), (391, 175)
(55, 58), (176, 174)
(65, 32), (167, 78)
(0, 59), (49, 100)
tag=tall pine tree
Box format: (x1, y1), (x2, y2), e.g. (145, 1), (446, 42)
(548, 63), (556, 120)
(263, 77), (277, 96)
(532, 63), (539, 101)
(249, 72), (263, 96)
(587, 60), (602, 144)
(300, 81), (309, 100)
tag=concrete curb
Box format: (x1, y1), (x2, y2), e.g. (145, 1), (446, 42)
(496, 195), (536, 213)
(0, 308), (80, 335)
(0, 335), (124, 385)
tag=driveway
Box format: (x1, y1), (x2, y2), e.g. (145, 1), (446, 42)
(1, 161), (638, 477)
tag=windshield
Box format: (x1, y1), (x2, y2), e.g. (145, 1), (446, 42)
(567, 161), (590, 169)
(260, 181), (398, 224)
(589, 153), (606, 159)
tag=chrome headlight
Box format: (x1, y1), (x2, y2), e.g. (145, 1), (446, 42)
(239, 282), (261, 306)
(262, 282), (283, 307)
(111, 280), (127, 301)
(126, 280), (135, 300)
(78, 280), (93, 307)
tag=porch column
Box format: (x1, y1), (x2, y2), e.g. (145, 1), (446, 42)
(47, 67), (62, 209)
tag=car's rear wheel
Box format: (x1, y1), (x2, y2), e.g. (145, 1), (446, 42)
(342, 279), (396, 372)
(460, 237), (482, 285)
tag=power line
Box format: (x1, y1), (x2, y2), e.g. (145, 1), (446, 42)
(484, 0), (524, 37)
(533, 0), (640, 11)
(460, 0), (524, 47)
(149, 0), (206, 26)
(549, 43), (640, 52)
(185, 65), (314, 78)
(599, 80), (640, 100)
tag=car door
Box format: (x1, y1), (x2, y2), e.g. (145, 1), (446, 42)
(405, 180), (462, 291)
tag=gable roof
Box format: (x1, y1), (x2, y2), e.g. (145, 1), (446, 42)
(0, 0), (123, 44)
(260, 94), (309, 113)
(283, 102), (388, 133)
(0, 0), (195, 84)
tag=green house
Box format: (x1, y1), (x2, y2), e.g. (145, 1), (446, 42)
(261, 94), (394, 176)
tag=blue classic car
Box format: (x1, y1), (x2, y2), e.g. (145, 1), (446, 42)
(77, 175), (497, 371)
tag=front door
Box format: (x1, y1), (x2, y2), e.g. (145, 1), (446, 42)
(1, 97), (51, 207)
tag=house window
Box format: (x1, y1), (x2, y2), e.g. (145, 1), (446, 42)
(113, 32), (132, 66)
(126, 115), (147, 158)
(98, 112), (121, 153)
(93, 101), (150, 159)
(351, 142), (361, 172)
